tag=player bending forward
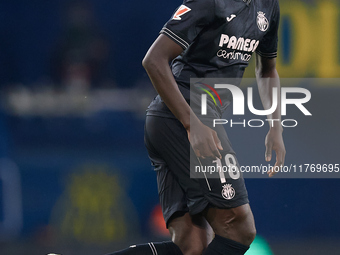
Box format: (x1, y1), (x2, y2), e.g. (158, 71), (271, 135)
(106, 0), (285, 254)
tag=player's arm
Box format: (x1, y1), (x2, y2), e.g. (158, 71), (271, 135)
(142, 34), (222, 159)
(255, 55), (286, 177)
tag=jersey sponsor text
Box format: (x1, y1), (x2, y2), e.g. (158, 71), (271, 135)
(219, 34), (259, 52)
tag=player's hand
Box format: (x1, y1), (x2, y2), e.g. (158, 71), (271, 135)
(265, 128), (286, 177)
(187, 120), (223, 159)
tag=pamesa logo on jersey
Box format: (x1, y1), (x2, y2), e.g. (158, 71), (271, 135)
(257, 11), (269, 32)
(217, 34), (259, 62)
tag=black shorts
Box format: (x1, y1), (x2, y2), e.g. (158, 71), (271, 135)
(144, 115), (249, 226)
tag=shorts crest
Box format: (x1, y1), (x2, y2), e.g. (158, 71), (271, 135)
(222, 184), (236, 200)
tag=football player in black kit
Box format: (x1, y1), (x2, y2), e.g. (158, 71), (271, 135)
(106, 0), (285, 254)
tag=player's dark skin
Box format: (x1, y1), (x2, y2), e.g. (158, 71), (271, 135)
(143, 34), (285, 255)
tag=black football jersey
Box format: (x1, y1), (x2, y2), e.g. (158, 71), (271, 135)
(146, 0), (280, 119)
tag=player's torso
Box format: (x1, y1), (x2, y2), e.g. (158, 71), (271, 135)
(173, 0), (277, 79)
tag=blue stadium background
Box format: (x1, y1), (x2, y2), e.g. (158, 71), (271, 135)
(0, 0), (339, 254)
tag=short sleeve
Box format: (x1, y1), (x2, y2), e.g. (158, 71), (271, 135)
(256, 0), (280, 58)
(160, 0), (215, 50)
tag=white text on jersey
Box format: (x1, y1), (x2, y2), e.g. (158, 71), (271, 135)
(219, 34), (259, 53)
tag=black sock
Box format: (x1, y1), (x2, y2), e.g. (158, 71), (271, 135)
(203, 235), (249, 255)
(106, 241), (183, 255)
